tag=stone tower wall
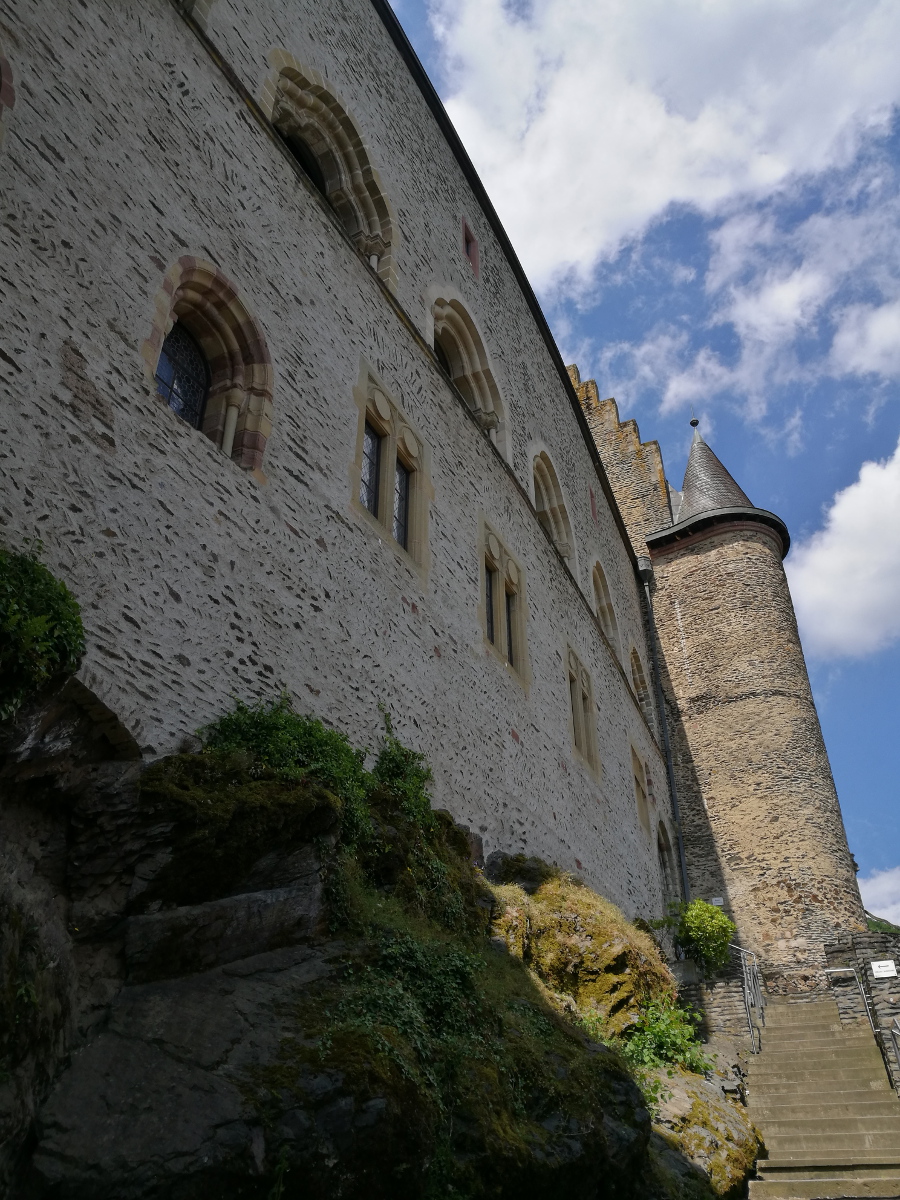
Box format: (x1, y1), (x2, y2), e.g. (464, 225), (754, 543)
(572, 371), (672, 555)
(650, 523), (866, 987)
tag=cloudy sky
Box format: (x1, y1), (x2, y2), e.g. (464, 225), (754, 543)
(391, 0), (900, 915)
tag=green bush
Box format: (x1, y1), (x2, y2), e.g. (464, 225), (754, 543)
(653, 899), (736, 975)
(0, 543), (85, 720)
(676, 900), (736, 972)
(619, 998), (711, 1074)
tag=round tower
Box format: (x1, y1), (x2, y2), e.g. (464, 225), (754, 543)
(647, 422), (865, 990)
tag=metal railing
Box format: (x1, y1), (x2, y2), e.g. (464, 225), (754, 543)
(731, 944), (765, 1052)
(883, 1017), (900, 1093)
(823, 966), (877, 1035)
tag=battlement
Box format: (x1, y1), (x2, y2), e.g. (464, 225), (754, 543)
(568, 365), (672, 555)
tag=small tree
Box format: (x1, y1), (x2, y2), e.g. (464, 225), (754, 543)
(0, 543), (85, 720)
(654, 899), (736, 975)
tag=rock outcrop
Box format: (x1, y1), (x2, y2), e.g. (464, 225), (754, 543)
(2, 697), (759, 1198)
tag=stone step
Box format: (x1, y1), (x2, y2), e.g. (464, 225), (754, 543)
(753, 1048), (885, 1067)
(749, 1179), (900, 1197)
(751, 1100), (900, 1121)
(749, 1077), (892, 1097)
(758, 1116), (900, 1137)
(758, 1155), (900, 1175)
(764, 1135), (900, 1155)
(750, 1064), (888, 1084)
(763, 1032), (873, 1048)
(763, 1020), (847, 1035)
(764, 1003), (842, 1023)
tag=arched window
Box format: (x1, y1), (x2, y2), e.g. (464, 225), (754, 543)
(432, 297), (510, 461)
(269, 65), (396, 289)
(142, 258), (273, 471)
(533, 452), (573, 562)
(631, 649), (653, 725)
(154, 322), (209, 429)
(657, 822), (677, 900)
(592, 563), (619, 656)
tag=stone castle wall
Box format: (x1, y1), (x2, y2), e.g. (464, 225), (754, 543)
(0, 0), (675, 919)
(649, 524), (865, 983)
(572, 371), (672, 555)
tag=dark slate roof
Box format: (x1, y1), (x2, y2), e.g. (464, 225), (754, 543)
(676, 426), (753, 523)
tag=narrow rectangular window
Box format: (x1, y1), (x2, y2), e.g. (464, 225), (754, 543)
(485, 562), (496, 644)
(360, 421), (382, 516)
(581, 683), (592, 754)
(569, 673), (583, 753)
(393, 459), (411, 548)
(505, 590), (515, 666)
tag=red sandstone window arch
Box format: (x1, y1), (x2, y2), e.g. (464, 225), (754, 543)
(264, 58), (397, 291)
(141, 258), (274, 472)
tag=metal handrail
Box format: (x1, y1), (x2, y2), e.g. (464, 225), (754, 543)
(878, 1017), (900, 1094)
(823, 967), (877, 1035)
(730, 944), (765, 1052)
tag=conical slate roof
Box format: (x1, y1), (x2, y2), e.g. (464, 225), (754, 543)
(677, 423), (753, 523)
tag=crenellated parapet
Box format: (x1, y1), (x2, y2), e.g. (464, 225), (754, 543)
(568, 365), (672, 556)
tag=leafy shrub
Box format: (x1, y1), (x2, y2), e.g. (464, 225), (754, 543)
(0, 543), (85, 720)
(654, 899), (736, 975)
(618, 998), (711, 1074)
(199, 694), (373, 844)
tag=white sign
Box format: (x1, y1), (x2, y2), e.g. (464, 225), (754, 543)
(871, 960), (898, 979)
(710, 897), (724, 906)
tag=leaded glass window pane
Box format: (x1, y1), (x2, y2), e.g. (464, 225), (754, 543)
(505, 590), (515, 666)
(155, 322), (209, 430)
(393, 460), (411, 548)
(360, 421), (382, 515)
(485, 563), (496, 644)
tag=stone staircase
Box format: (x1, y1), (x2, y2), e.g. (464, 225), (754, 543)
(748, 996), (900, 1198)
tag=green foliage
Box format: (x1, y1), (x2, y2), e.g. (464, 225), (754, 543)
(619, 999), (711, 1075)
(654, 900), (736, 975)
(0, 541), (85, 720)
(867, 913), (900, 935)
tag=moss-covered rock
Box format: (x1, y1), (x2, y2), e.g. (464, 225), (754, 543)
(489, 864), (675, 1036)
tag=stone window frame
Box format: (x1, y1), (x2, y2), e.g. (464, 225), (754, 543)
(140, 257), (274, 475)
(631, 747), (651, 836)
(428, 289), (511, 463)
(0, 45), (15, 152)
(260, 53), (398, 291)
(350, 373), (432, 573)
(533, 450), (575, 565)
(629, 648), (653, 727)
(591, 561), (620, 659)
(479, 519), (530, 688)
(566, 644), (599, 776)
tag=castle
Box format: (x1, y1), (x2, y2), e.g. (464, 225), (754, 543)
(0, 0), (864, 1005)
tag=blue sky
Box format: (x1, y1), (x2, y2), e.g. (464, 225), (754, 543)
(391, 0), (900, 913)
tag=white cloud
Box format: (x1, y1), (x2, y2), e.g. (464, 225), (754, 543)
(431, 0), (900, 286)
(786, 437), (900, 658)
(832, 301), (900, 378)
(859, 866), (900, 925)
